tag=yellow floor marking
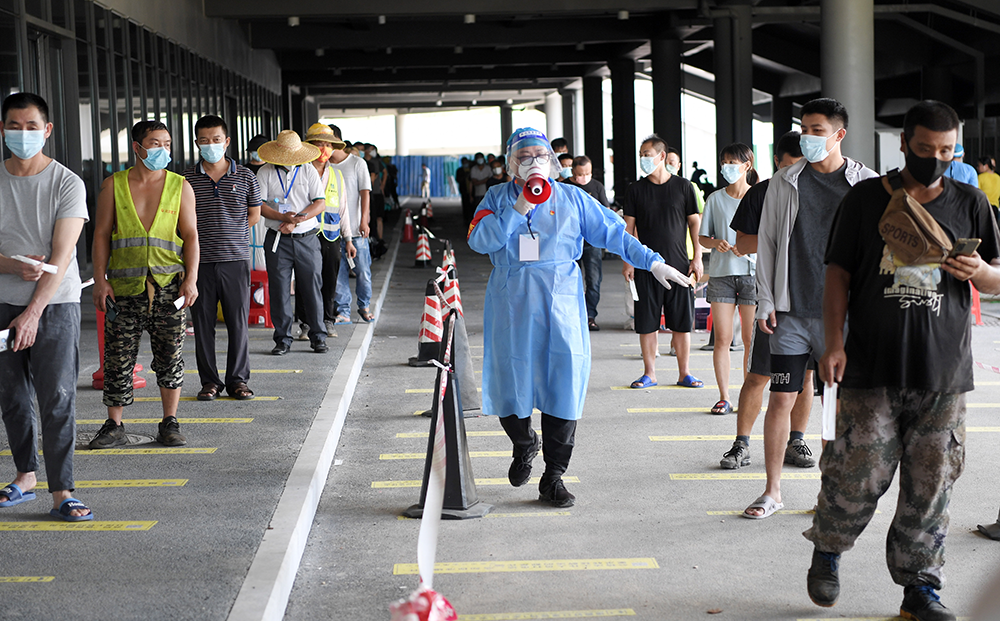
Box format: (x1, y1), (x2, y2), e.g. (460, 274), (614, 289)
(393, 558), (658, 575)
(35, 479), (186, 489)
(0, 521), (156, 531)
(967, 403), (1000, 408)
(628, 407), (723, 413)
(400, 511), (571, 521)
(611, 384), (720, 390)
(0, 576), (54, 583)
(650, 434), (820, 441)
(975, 381), (1000, 385)
(797, 618), (970, 621)
(406, 388), (482, 393)
(77, 418), (252, 424)
(0, 448), (220, 456)
(397, 430), (540, 438)
(151, 369), (302, 374)
(411, 408), (540, 415)
(381, 451), (512, 460)
(458, 609), (635, 620)
(671, 472), (820, 480)
(967, 427), (1000, 432)
(132, 396), (279, 402)
(373, 476), (579, 489)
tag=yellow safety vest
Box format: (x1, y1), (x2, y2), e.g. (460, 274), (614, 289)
(321, 166), (345, 242)
(107, 168), (186, 296)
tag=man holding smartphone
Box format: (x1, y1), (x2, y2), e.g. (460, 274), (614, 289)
(806, 100), (1000, 620)
(0, 93), (91, 520)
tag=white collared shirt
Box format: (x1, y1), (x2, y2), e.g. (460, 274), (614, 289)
(256, 162), (325, 234)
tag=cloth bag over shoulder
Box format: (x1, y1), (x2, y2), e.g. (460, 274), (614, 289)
(878, 168), (953, 265)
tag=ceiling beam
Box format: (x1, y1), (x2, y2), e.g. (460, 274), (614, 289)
(283, 63), (601, 87)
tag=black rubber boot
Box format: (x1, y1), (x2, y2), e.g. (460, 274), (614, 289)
(807, 549), (841, 607)
(537, 414), (577, 507)
(499, 415), (539, 487)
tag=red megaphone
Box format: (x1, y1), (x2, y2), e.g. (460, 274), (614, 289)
(523, 174), (552, 204)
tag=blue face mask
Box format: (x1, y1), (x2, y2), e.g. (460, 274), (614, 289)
(4, 129), (46, 160)
(640, 156), (659, 175)
(199, 143), (226, 164)
(559, 166), (572, 179)
(250, 150), (260, 162)
(721, 163), (744, 185)
(139, 145), (171, 171)
(799, 133), (834, 163)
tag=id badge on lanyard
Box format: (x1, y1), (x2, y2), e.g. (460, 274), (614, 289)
(519, 210), (539, 261)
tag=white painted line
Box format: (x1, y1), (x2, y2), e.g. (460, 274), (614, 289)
(227, 227), (402, 621)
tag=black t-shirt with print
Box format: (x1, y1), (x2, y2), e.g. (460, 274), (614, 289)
(622, 175), (699, 270)
(825, 176), (1000, 393)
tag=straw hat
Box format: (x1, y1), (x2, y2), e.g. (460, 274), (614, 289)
(257, 130), (320, 166)
(303, 123), (346, 150)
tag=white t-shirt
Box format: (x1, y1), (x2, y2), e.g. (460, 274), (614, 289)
(0, 159), (89, 306)
(329, 153), (372, 238)
(470, 163), (492, 197)
(256, 163), (325, 234)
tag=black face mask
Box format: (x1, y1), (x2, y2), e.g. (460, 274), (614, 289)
(904, 138), (951, 187)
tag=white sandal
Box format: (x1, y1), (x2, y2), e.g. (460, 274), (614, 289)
(742, 494), (784, 519)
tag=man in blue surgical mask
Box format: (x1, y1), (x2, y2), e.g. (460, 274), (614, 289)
(183, 115), (262, 403)
(747, 98), (877, 521)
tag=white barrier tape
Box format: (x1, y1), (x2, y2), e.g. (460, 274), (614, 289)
(976, 361), (1000, 374)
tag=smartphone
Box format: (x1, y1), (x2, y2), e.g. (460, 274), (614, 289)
(105, 296), (120, 322)
(0, 327), (13, 353)
(948, 238), (981, 258)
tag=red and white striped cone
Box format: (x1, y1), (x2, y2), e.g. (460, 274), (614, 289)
(426, 201), (434, 220)
(442, 269), (463, 317)
(414, 231), (432, 268)
(441, 247), (455, 274)
(402, 209), (415, 243)
(408, 278), (445, 367)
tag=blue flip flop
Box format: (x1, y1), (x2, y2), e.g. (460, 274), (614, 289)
(630, 374), (657, 389)
(677, 374), (704, 388)
(0, 483), (36, 507)
(50, 498), (93, 522)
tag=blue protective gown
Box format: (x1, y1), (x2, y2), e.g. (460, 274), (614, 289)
(468, 180), (664, 420)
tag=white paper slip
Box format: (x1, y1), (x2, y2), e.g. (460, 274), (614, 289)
(271, 230), (280, 253)
(519, 234), (539, 261)
(173, 296), (186, 310)
(347, 256), (356, 269)
(629, 278), (639, 302)
(12, 255), (58, 274)
(822, 382), (837, 441)
(80, 278), (95, 289)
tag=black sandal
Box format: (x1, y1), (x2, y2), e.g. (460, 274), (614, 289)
(197, 383), (222, 401)
(229, 383), (254, 401)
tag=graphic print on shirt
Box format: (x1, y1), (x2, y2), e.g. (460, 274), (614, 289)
(878, 245), (943, 315)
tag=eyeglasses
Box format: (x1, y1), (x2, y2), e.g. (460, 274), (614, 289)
(515, 153), (551, 166)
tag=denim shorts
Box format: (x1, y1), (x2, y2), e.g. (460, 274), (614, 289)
(706, 274), (756, 305)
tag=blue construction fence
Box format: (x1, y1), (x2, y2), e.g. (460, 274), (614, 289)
(389, 155), (465, 198)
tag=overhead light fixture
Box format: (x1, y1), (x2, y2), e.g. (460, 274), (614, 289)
(506, 98), (513, 104)
(315, 48), (324, 57)
(618, 10), (629, 20)
(455, 46), (463, 54)
(436, 100), (443, 106)
(288, 16), (300, 27)
(378, 15), (386, 25)
(464, 14), (476, 24)
(471, 99), (477, 105)
(386, 47), (392, 55)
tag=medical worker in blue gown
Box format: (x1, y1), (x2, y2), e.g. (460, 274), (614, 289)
(468, 128), (690, 507)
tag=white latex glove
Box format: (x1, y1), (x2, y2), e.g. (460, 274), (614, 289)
(651, 261), (690, 290)
(513, 191), (534, 216)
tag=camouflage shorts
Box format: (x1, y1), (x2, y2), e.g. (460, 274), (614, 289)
(102, 278), (186, 407)
(803, 386), (965, 589)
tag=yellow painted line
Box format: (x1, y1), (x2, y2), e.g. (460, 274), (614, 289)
(797, 618), (970, 621)
(975, 381), (1000, 385)
(0, 576), (54, 583)
(35, 479), (186, 489)
(670, 472), (820, 480)
(393, 558), (658, 575)
(151, 369), (303, 374)
(968, 403), (999, 408)
(134, 396), (280, 402)
(612, 385), (719, 390)
(373, 476), (579, 489)
(650, 434), (821, 441)
(401, 511), (571, 521)
(411, 408), (539, 416)
(459, 609), (635, 620)
(406, 388), (482, 393)
(381, 451), (513, 460)
(0, 521), (156, 531)
(1, 449), (215, 456)
(397, 430), (541, 438)
(967, 427), (1000, 432)
(77, 418), (253, 424)
(628, 407), (720, 413)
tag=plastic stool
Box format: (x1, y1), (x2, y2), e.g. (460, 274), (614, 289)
(249, 270), (272, 328)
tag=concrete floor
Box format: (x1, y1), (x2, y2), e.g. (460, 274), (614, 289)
(1, 197), (998, 620)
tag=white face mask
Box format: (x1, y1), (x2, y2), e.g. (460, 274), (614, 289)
(573, 174), (592, 185)
(492, 167), (503, 175)
(640, 156), (660, 175)
(665, 164), (679, 176)
(721, 163), (744, 185)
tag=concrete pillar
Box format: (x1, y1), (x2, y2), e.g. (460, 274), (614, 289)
(772, 96), (794, 154)
(821, 0), (875, 166)
(610, 57), (637, 196)
(651, 37), (683, 154)
(713, 4), (754, 154)
(559, 88), (576, 153)
(500, 105), (513, 151)
(582, 75), (604, 180)
(544, 91), (563, 143)
(395, 112), (409, 156)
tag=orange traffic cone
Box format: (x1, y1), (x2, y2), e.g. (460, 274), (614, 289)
(426, 201), (434, 220)
(409, 277), (446, 367)
(92, 309), (147, 390)
(414, 231), (432, 268)
(402, 209), (415, 243)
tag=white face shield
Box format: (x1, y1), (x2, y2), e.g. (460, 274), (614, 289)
(504, 127), (561, 181)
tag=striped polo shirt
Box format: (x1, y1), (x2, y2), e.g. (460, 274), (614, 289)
(184, 158), (262, 263)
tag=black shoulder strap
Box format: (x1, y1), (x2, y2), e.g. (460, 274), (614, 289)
(887, 168), (904, 190)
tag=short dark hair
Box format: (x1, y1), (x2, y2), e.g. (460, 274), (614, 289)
(979, 155), (996, 171)
(474, 152), (484, 159)
(558, 153), (574, 164)
(720, 142), (759, 186)
(195, 114), (228, 137)
(328, 124), (343, 140)
(132, 120), (169, 144)
(903, 100), (960, 141)
(641, 134), (668, 154)
(2, 92), (49, 123)
(666, 147), (680, 158)
(551, 137), (568, 151)
(572, 155), (592, 168)
(775, 131), (803, 161)
(800, 98), (849, 130)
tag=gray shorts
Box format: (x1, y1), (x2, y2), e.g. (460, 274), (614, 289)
(769, 313), (824, 393)
(706, 274), (756, 305)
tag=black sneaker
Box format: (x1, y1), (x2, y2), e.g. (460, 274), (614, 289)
(807, 549), (841, 607)
(538, 476), (575, 508)
(271, 342), (290, 356)
(785, 438), (816, 468)
(88, 419), (126, 449)
(720, 440), (750, 469)
(156, 416), (187, 447)
(900, 584), (955, 621)
(311, 341), (329, 353)
(508, 432), (540, 487)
